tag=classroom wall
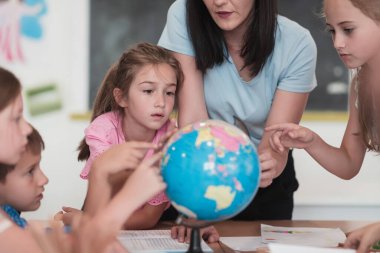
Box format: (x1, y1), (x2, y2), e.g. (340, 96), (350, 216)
(1, 0), (378, 221)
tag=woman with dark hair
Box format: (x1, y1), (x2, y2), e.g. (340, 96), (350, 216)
(158, 0), (317, 223)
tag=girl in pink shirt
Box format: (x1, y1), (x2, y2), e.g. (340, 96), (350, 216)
(77, 43), (183, 229)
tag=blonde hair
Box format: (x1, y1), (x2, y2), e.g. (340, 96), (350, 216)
(78, 43), (184, 161)
(348, 0), (380, 152)
(356, 70), (380, 152)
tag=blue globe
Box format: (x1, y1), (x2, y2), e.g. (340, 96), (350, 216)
(161, 120), (260, 222)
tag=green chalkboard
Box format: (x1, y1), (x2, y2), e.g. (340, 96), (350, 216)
(279, 0), (349, 111)
(90, 0), (348, 111)
(89, 0), (175, 106)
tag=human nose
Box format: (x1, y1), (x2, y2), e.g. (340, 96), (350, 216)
(154, 92), (165, 108)
(213, 0), (228, 7)
(21, 117), (32, 137)
(37, 169), (49, 186)
(333, 33), (346, 50)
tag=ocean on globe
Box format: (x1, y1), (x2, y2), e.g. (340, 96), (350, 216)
(161, 120), (260, 222)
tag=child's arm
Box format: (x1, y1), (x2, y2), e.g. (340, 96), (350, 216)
(344, 222), (380, 253)
(84, 142), (158, 216)
(122, 202), (167, 229)
(266, 80), (366, 180)
(0, 223), (43, 253)
(90, 151), (166, 234)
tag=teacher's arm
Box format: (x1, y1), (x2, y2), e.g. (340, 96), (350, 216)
(258, 90), (309, 187)
(172, 52), (209, 127)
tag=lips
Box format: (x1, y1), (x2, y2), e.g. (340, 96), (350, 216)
(216, 11), (232, 19)
(151, 113), (164, 117)
(36, 193), (43, 201)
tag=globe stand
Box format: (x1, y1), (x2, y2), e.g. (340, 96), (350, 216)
(187, 227), (202, 253)
(176, 215), (211, 253)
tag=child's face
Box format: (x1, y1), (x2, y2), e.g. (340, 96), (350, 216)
(324, 0), (380, 69)
(0, 93), (31, 165)
(119, 63), (177, 133)
(0, 150), (48, 211)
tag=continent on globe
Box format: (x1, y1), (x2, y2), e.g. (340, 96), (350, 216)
(161, 120), (261, 221)
(205, 185), (236, 211)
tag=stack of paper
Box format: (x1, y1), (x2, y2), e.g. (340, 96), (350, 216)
(261, 224), (347, 248)
(118, 230), (213, 253)
(220, 236), (267, 251)
(269, 243), (356, 253)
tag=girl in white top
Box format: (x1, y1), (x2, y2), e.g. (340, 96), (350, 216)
(267, 0), (380, 252)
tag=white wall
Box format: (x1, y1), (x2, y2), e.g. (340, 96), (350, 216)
(0, 0), (90, 219)
(23, 119), (380, 221)
(293, 121), (380, 220)
(2, 1), (378, 221)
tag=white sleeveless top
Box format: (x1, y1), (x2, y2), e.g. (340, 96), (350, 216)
(0, 211), (12, 233)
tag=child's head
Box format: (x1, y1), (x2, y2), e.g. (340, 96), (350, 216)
(0, 126), (48, 211)
(324, 0), (380, 69)
(78, 43), (183, 161)
(324, 0), (380, 152)
(93, 42), (183, 119)
(0, 67), (32, 165)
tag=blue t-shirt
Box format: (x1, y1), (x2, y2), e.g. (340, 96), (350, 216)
(158, 0), (317, 147)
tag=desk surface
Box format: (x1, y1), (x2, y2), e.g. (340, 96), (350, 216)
(160, 220), (374, 253)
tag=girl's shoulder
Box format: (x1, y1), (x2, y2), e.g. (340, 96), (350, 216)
(85, 111), (122, 137)
(91, 111), (120, 127)
(0, 211), (12, 234)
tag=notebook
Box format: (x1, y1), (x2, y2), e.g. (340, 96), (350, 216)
(118, 229), (213, 253)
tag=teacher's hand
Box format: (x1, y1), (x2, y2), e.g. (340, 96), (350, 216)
(259, 148), (288, 187)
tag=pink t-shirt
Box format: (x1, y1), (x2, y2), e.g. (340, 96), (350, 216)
(80, 111), (169, 206)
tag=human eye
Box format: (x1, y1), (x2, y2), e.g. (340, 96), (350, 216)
(13, 113), (22, 123)
(343, 27), (354, 35)
(166, 91), (176, 96)
(143, 89), (154, 94)
(25, 167), (35, 176)
(325, 26), (335, 35)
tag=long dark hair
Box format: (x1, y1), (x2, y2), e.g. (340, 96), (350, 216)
(77, 43), (184, 161)
(186, 0), (278, 77)
(0, 67), (21, 112)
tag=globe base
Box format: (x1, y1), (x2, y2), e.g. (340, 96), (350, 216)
(186, 227), (203, 253)
(176, 215), (211, 253)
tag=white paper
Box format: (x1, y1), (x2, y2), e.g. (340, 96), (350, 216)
(269, 243), (356, 253)
(220, 236), (267, 251)
(118, 230), (213, 253)
(261, 224), (347, 248)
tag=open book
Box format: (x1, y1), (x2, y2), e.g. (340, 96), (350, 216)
(118, 230), (213, 253)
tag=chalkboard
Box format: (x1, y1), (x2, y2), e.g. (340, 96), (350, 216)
(90, 0), (348, 111)
(89, 0), (175, 106)
(278, 0), (349, 111)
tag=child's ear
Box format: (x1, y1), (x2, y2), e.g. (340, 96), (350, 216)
(113, 88), (128, 108)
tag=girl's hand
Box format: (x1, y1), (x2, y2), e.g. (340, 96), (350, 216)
(265, 123), (315, 153)
(158, 119), (178, 151)
(170, 225), (219, 244)
(344, 222), (380, 253)
(93, 141), (158, 175)
(54, 206), (83, 226)
(123, 151), (167, 208)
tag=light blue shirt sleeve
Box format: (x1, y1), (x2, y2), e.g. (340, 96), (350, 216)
(158, 0), (194, 56)
(276, 18), (317, 93)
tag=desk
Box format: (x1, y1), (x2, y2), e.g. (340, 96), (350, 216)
(162, 220), (374, 253)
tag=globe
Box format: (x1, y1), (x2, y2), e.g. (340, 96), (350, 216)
(161, 120), (260, 222)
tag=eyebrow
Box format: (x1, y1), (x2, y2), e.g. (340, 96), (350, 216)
(326, 21), (355, 26)
(138, 81), (177, 87)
